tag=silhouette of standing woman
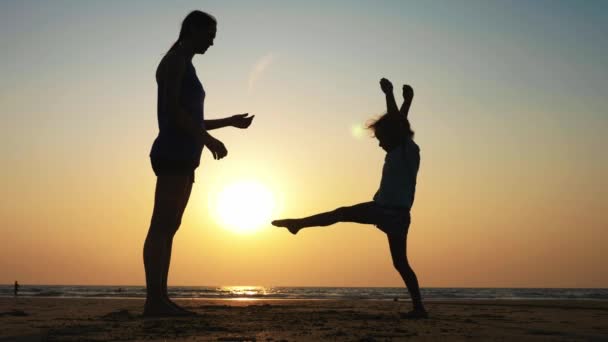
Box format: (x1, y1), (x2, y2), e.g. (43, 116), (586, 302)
(145, 10), (253, 316)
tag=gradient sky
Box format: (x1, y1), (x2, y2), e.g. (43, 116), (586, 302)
(1, 0), (607, 288)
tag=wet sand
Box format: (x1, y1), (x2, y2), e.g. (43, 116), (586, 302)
(1, 297), (607, 341)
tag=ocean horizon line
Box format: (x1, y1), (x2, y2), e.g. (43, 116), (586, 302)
(2, 285), (607, 301)
(4, 284), (607, 289)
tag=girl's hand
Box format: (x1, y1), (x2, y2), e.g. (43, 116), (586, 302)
(231, 113), (255, 129)
(380, 78), (393, 94)
(403, 84), (414, 101)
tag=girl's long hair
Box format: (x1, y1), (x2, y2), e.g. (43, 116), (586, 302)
(367, 113), (415, 139)
(168, 10), (217, 53)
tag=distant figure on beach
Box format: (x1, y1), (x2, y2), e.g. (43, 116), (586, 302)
(145, 10), (254, 317)
(273, 78), (427, 318)
(14, 281), (19, 296)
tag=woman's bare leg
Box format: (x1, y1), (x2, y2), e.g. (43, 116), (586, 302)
(160, 177), (193, 312)
(143, 175), (192, 316)
(387, 231), (427, 317)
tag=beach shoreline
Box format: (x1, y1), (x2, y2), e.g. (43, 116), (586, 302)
(2, 297), (607, 341)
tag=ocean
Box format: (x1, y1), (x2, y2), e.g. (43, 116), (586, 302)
(1, 285), (607, 301)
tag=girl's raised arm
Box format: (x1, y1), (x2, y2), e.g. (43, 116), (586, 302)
(380, 78), (400, 116)
(400, 85), (414, 119)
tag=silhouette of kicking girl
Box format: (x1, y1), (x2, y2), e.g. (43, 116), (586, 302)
(145, 10), (254, 316)
(273, 78), (427, 318)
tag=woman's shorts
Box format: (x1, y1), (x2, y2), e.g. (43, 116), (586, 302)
(151, 158), (196, 183)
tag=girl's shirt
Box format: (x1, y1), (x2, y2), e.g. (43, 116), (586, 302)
(373, 139), (420, 209)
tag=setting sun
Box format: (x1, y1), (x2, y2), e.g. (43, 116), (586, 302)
(213, 181), (276, 234)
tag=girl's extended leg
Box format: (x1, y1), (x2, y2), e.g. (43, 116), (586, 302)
(143, 175), (192, 316)
(387, 231), (427, 318)
(272, 202), (388, 234)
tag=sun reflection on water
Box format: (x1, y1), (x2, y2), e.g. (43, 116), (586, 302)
(219, 285), (268, 299)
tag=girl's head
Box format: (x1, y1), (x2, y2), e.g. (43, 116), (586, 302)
(169, 11), (217, 54)
(368, 114), (414, 152)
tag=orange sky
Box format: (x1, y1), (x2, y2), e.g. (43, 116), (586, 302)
(1, 1), (606, 287)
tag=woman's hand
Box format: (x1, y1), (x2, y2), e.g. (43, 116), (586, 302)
(230, 113), (255, 129)
(380, 78), (393, 94)
(204, 133), (228, 160)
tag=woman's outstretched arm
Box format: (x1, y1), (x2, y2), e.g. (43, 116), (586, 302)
(204, 114), (254, 130)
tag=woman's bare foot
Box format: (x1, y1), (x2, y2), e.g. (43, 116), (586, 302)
(143, 298), (196, 317)
(143, 299), (180, 317)
(271, 219), (303, 235)
(164, 297), (197, 316)
(399, 309), (428, 319)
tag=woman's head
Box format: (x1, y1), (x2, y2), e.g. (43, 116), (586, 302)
(169, 11), (217, 54)
(368, 114), (414, 152)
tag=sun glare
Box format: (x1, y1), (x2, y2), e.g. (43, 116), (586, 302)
(214, 181), (275, 234)
(351, 123), (366, 139)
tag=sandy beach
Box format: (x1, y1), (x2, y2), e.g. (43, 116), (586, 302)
(1, 298), (607, 341)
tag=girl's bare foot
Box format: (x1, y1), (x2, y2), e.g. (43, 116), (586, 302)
(272, 219), (303, 235)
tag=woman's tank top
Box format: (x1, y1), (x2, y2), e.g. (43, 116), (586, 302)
(150, 59), (206, 168)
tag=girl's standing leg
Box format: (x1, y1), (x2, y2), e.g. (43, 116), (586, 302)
(386, 230), (427, 317)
